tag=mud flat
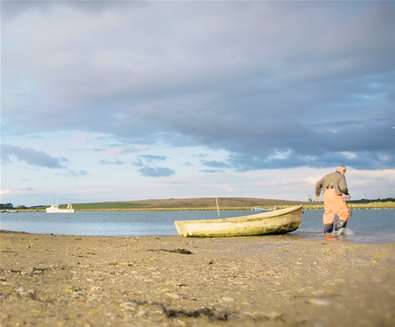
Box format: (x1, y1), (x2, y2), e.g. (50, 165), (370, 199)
(0, 231), (394, 326)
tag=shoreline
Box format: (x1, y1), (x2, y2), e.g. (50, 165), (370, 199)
(1, 229), (394, 245)
(1, 232), (394, 326)
(4, 205), (395, 213)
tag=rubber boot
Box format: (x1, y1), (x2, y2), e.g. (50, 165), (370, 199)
(335, 219), (347, 230)
(324, 224), (334, 233)
(335, 219), (347, 236)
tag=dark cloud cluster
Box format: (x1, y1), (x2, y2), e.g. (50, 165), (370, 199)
(2, 2), (395, 170)
(133, 154), (174, 177)
(138, 166), (175, 178)
(2, 144), (67, 169)
(2, 144), (89, 177)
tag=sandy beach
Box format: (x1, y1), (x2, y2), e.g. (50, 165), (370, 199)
(0, 232), (394, 327)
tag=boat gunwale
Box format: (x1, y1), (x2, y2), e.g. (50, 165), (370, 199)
(174, 205), (303, 225)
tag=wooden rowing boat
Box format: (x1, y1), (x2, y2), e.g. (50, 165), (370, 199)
(174, 205), (303, 237)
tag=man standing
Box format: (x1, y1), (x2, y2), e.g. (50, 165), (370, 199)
(315, 165), (350, 234)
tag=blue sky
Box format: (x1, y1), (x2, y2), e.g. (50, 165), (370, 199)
(1, 1), (395, 205)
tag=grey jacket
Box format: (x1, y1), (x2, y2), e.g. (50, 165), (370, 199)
(315, 172), (349, 196)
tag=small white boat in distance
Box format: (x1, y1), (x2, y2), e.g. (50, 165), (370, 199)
(46, 204), (75, 213)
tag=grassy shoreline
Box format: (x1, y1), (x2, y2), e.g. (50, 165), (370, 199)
(6, 203), (395, 213)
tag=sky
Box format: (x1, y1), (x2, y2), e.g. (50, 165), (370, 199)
(1, 1), (395, 206)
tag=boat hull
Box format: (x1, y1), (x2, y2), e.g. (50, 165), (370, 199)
(174, 206), (303, 237)
(46, 209), (75, 213)
(46, 204), (75, 213)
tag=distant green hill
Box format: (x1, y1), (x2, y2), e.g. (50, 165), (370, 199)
(72, 197), (305, 211)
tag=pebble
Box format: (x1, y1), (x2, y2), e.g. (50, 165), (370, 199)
(307, 298), (331, 306)
(16, 287), (25, 296)
(136, 309), (146, 317)
(174, 319), (186, 326)
(221, 296), (234, 302)
(261, 311), (284, 320)
(165, 292), (180, 299)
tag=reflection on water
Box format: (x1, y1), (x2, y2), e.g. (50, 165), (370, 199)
(1, 209), (394, 243)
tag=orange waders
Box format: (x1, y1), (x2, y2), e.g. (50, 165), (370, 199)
(323, 188), (350, 233)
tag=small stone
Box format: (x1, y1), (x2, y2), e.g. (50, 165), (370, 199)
(222, 296), (234, 302)
(174, 319), (186, 326)
(307, 298), (331, 306)
(165, 292), (180, 299)
(261, 311), (283, 320)
(16, 287), (26, 296)
(136, 309), (146, 317)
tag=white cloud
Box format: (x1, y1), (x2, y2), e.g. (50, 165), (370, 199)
(340, 151), (358, 160)
(0, 189), (13, 196)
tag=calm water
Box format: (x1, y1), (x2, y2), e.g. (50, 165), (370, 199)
(1, 209), (394, 243)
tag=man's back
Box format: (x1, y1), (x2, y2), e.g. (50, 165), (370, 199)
(316, 171), (349, 196)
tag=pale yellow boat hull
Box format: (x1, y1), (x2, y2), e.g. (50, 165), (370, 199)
(174, 206), (303, 237)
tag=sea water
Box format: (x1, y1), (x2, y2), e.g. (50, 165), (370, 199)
(1, 209), (394, 243)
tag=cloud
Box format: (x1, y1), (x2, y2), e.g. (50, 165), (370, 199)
(132, 154), (174, 177)
(2, 2), (395, 170)
(201, 160), (231, 169)
(138, 166), (175, 177)
(200, 169), (225, 174)
(1, 0), (140, 19)
(1, 144), (88, 177)
(64, 169), (89, 177)
(0, 187), (34, 196)
(140, 155), (167, 162)
(0, 189), (13, 196)
(100, 159), (125, 165)
(226, 149), (395, 171)
(1, 144), (67, 168)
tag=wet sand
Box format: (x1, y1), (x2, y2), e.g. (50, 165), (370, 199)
(0, 232), (394, 326)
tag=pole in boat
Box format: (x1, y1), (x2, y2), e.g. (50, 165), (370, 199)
(216, 197), (220, 217)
